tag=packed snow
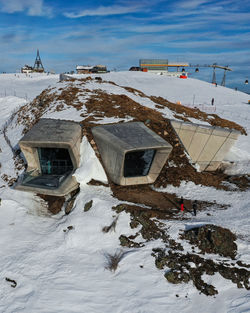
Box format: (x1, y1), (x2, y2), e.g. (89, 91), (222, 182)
(0, 72), (249, 313)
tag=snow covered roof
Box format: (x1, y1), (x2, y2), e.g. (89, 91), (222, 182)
(76, 65), (93, 70)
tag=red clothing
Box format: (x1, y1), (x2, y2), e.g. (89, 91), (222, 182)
(181, 204), (184, 211)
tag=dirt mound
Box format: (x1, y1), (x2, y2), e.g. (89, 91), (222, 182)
(181, 224), (237, 259)
(13, 77), (248, 215)
(111, 184), (221, 218)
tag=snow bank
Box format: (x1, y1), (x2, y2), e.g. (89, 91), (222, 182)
(74, 136), (107, 185)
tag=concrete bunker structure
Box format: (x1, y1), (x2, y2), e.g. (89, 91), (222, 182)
(170, 120), (241, 171)
(16, 118), (82, 196)
(92, 122), (172, 185)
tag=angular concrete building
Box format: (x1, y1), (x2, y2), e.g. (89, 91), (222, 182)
(16, 118), (82, 196)
(170, 120), (241, 171)
(92, 122), (172, 185)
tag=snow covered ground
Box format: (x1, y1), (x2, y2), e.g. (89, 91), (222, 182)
(0, 72), (249, 313)
(0, 73), (58, 101)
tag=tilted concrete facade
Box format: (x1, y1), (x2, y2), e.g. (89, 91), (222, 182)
(170, 120), (241, 171)
(92, 122), (172, 185)
(16, 118), (82, 196)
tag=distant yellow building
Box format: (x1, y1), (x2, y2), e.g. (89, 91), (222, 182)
(139, 59), (189, 76)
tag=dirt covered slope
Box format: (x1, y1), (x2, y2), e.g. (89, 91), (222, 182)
(13, 76), (249, 210)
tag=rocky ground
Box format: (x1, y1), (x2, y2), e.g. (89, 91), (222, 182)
(112, 203), (250, 296)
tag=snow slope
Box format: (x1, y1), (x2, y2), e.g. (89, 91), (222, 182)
(0, 72), (249, 313)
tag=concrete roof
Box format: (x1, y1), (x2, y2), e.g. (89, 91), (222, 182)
(92, 122), (171, 151)
(20, 119), (82, 145)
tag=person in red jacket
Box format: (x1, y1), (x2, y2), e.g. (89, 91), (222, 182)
(180, 197), (184, 212)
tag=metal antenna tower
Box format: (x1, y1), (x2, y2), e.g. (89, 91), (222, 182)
(33, 49), (44, 72)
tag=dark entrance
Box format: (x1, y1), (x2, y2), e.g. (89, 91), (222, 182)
(38, 147), (73, 175)
(124, 149), (156, 177)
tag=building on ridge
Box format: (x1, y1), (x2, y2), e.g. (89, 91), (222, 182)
(21, 65), (33, 73)
(76, 65), (94, 74)
(76, 64), (108, 74)
(139, 59), (189, 77)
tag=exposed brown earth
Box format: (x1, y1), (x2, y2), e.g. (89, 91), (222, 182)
(150, 95), (246, 135)
(38, 194), (65, 214)
(180, 225), (237, 259)
(112, 203), (250, 295)
(153, 247), (250, 296)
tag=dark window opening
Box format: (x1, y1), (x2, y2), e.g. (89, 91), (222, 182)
(38, 147), (73, 175)
(124, 149), (156, 178)
(22, 147), (74, 189)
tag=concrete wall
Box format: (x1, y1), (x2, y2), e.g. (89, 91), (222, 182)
(170, 120), (240, 171)
(92, 122), (172, 185)
(16, 175), (79, 197)
(16, 119), (82, 196)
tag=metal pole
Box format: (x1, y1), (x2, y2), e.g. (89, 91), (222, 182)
(221, 70), (226, 86)
(212, 67), (216, 84)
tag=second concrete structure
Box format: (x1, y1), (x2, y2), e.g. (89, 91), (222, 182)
(92, 122), (173, 185)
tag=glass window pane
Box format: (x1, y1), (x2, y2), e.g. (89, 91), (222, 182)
(124, 149), (156, 177)
(37, 147), (73, 175)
